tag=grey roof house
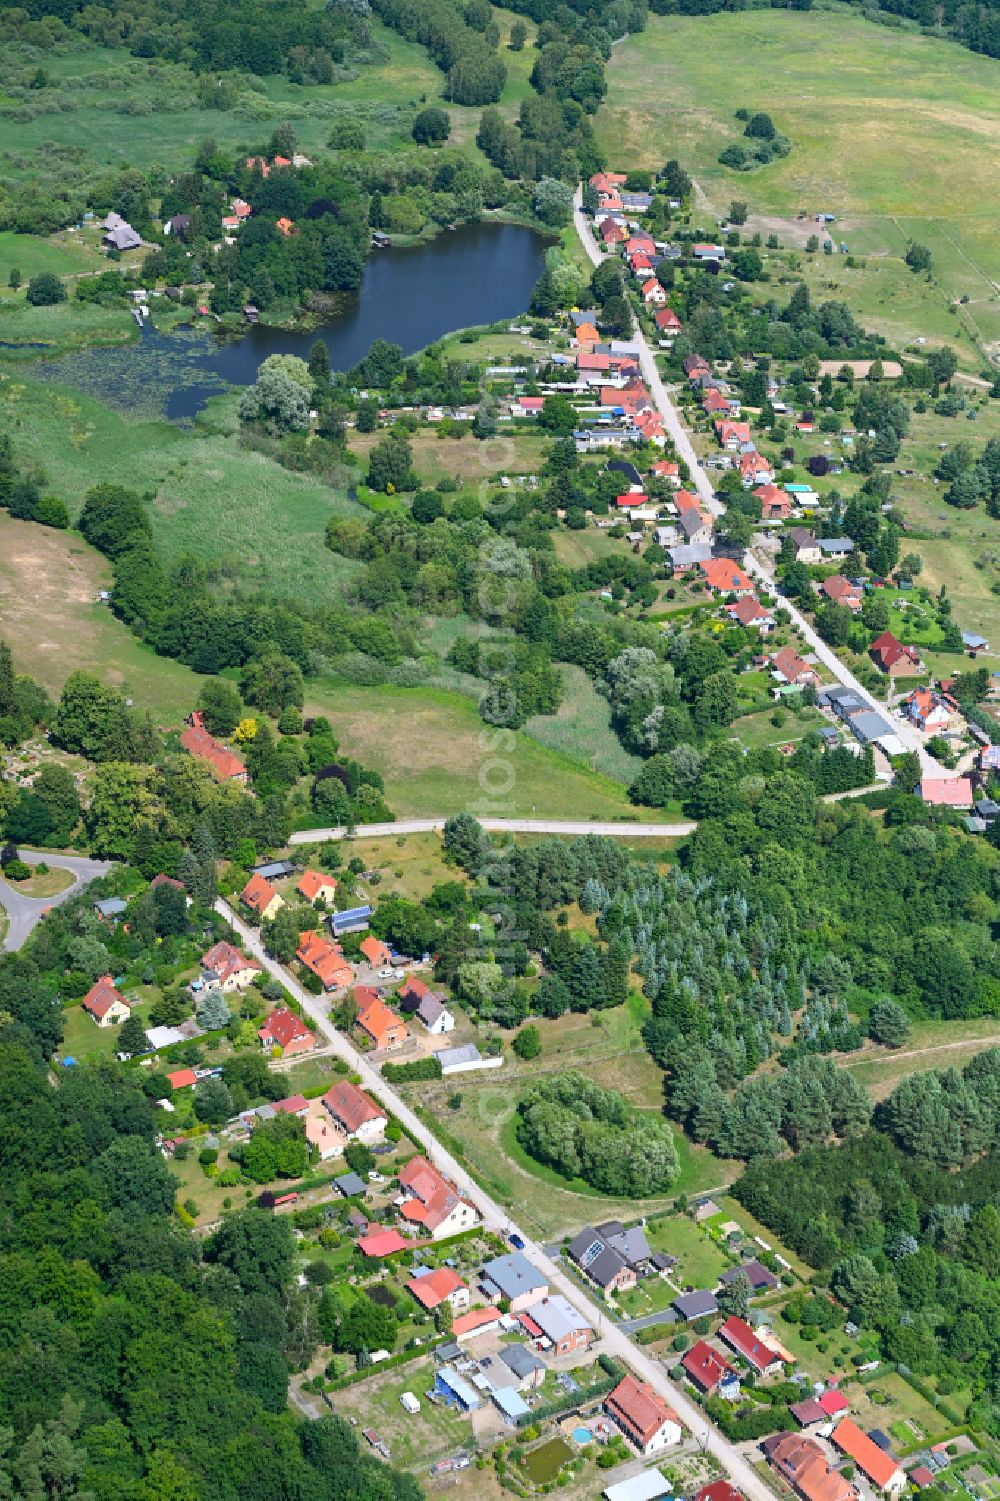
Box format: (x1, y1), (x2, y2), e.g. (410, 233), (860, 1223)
(103, 221), (141, 251)
(481, 1252), (548, 1310)
(672, 1289), (719, 1320)
(720, 1258), (778, 1294)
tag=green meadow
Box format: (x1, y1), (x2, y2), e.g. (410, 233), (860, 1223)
(598, 8), (1000, 356)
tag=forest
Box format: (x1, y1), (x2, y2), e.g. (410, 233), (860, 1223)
(0, 1038), (425, 1500)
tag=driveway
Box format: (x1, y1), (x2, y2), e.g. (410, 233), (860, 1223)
(0, 848), (113, 952)
(570, 189), (949, 779)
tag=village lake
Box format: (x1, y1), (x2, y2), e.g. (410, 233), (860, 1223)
(24, 222), (551, 421)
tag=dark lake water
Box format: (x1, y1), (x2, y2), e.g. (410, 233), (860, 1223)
(27, 222), (550, 422)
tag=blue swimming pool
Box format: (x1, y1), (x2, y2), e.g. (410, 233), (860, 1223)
(572, 1427), (593, 1445)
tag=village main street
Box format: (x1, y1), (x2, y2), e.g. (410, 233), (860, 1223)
(219, 894), (785, 1501)
(570, 187), (950, 778)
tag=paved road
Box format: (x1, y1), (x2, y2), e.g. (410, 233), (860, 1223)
(218, 896), (779, 1501)
(289, 817), (696, 845)
(0, 848), (113, 952)
(571, 191), (949, 778)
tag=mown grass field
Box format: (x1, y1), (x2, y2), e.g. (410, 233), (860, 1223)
(598, 9), (1000, 355)
(0, 228), (106, 286)
(305, 679), (644, 818)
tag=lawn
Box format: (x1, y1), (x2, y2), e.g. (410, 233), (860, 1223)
(0, 228), (106, 286)
(6, 865), (75, 898)
(0, 513), (200, 722)
(643, 1215), (732, 1291)
(59, 1001), (141, 1063)
(597, 8), (1000, 359)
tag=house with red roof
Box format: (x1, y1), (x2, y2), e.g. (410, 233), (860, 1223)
(919, 777), (974, 809)
(590, 171), (627, 191)
(636, 411), (666, 445)
(831, 1421), (905, 1493)
(674, 489), (702, 516)
(322, 1079), (387, 1141)
(82, 975), (131, 1027)
(201, 940), (262, 992)
(655, 307), (682, 333)
(180, 711), (248, 785)
(297, 869), (338, 907)
(771, 647), (820, 689)
(740, 451), (774, 487)
(512, 395), (545, 418)
(616, 492), (648, 509)
(728, 595), (775, 632)
(905, 687), (958, 733)
(641, 278), (666, 305)
(276, 216), (295, 236)
(359, 1228), (408, 1258)
(870, 631), (923, 677)
(719, 1315), (787, 1375)
(817, 1390), (849, 1418)
(578, 351), (612, 376)
(755, 483), (793, 520)
(695, 1483), (744, 1501)
(820, 575), (863, 611)
(355, 989), (409, 1051)
(683, 354), (710, 379)
(600, 218), (627, 245)
(406, 1267), (469, 1312)
(650, 460), (680, 486)
(166, 1067), (198, 1091)
(360, 935), (393, 968)
(763, 1432), (858, 1501)
(681, 1339), (736, 1395)
(703, 390), (729, 416)
(240, 872), (284, 922)
(700, 559), (754, 596)
(259, 1007), (316, 1056)
(574, 320), (600, 345)
(398, 1155), (478, 1239)
(715, 419), (751, 451)
(297, 930), (353, 991)
(452, 1307), (503, 1340)
(605, 1375), (682, 1454)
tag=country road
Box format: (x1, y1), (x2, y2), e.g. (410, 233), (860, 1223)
(289, 816), (696, 844)
(0, 848), (113, 952)
(218, 895), (782, 1501)
(571, 189), (949, 778)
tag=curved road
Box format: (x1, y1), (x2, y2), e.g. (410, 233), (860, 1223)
(0, 848), (113, 952)
(218, 895), (777, 1501)
(289, 817), (696, 845)
(571, 189), (948, 777)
